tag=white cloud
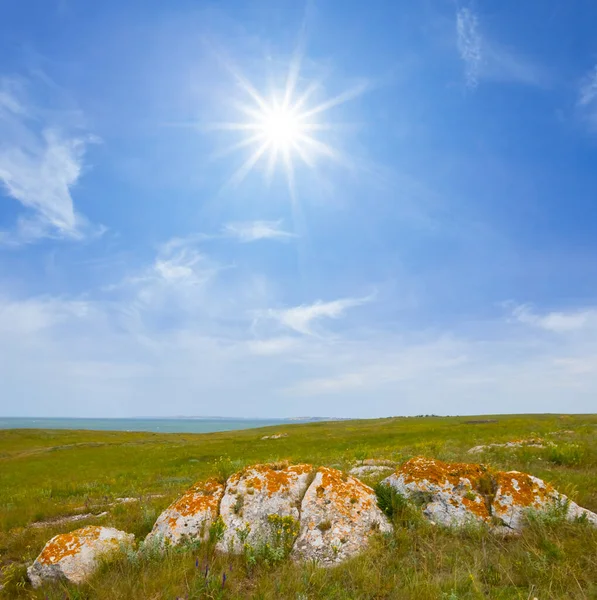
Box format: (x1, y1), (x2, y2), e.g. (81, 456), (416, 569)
(223, 220), (295, 242)
(456, 7), (482, 88)
(455, 7), (549, 89)
(511, 304), (597, 333)
(0, 78), (97, 244)
(246, 337), (298, 355)
(2, 235), (597, 417)
(259, 296), (371, 336)
(578, 65), (597, 130)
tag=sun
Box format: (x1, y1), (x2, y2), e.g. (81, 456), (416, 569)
(211, 55), (366, 194)
(259, 104), (302, 150)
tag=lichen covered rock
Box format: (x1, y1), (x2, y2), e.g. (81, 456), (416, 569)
(217, 463), (313, 553)
(381, 457), (597, 532)
(145, 479), (224, 546)
(492, 470), (597, 530)
(382, 457), (492, 526)
(27, 526), (134, 587)
(292, 466), (392, 565)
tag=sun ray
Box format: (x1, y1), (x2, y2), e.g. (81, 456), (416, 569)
(300, 82), (368, 119)
(227, 141), (270, 188)
(211, 133), (265, 160)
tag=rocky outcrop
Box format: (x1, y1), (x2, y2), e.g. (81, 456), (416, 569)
(381, 457), (597, 531)
(292, 467), (392, 565)
(217, 464), (312, 553)
(145, 463), (391, 565)
(27, 526), (134, 587)
(145, 479), (224, 546)
(467, 438), (545, 454)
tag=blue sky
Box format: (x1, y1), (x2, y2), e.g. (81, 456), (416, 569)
(1, 0), (597, 418)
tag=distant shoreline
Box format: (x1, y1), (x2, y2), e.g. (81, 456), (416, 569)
(0, 416), (348, 434)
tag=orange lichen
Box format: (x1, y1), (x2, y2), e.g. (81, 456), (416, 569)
(38, 526), (102, 565)
(461, 495), (491, 519)
(493, 471), (553, 510)
(396, 457), (558, 520)
(240, 464), (312, 496)
(169, 478), (224, 518)
(317, 467), (374, 520)
(399, 457), (488, 488)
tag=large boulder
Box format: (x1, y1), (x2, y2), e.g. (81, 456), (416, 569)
(292, 466), (392, 565)
(381, 457), (597, 532)
(217, 463), (313, 553)
(145, 478), (224, 546)
(27, 526), (134, 587)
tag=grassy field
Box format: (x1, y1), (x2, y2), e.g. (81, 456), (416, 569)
(1, 414), (596, 599)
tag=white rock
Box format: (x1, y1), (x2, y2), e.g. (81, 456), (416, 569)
(292, 466), (392, 565)
(361, 459), (396, 467)
(261, 433), (288, 440)
(145, 479), (224, 546)
(381, 457), (492, 527)
(492, 471), (597, 531)
(27, 526), (134, 587)
(349, 465), (395, 478)
(467, 439), (545, 454)
(382, 457), (597, 533)
(217, 464), (313, 553)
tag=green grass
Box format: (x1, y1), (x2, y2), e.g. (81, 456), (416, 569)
(1, 413), (596, 599)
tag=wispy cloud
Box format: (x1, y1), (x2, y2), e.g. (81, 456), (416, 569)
(223, 220), (295, 242)
(456, 7), (482, 88)
(578, 65), (597, 130)
(258, 296), (371, 336)
(511, 304), (597, 333)
(455, 7), (549, 89)
(2, 271), (597, 416)
(0, 77), (97, 244)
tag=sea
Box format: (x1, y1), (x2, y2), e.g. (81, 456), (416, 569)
(0, 417), (292, 434)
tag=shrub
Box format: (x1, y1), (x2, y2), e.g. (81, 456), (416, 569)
(374, 483), (410, 519)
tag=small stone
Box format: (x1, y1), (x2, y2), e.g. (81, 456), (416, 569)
(349, 465), (395, 478)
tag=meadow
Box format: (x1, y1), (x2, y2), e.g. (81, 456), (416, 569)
(1, 413), (596, 599)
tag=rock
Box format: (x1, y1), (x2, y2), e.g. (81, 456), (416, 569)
(492, 471), (597, 530)
(381, 457), (597, 532)
(27, 526), (134, 587)
(145, 479), (224, 546)
(467, 438), (545, 454)
(261, 433), (288, 440)
(382, 457), (492, 527)
(30, 512), (108, 529)
(349, 465), (395, 478)
(217, 463), (312, 553)
(292, 466), (392, 565)
(361, 458), (396, 467)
